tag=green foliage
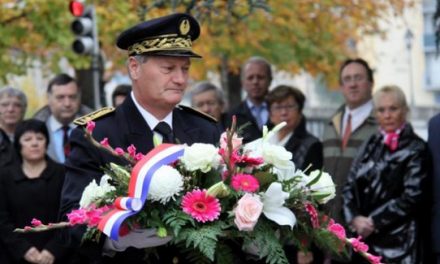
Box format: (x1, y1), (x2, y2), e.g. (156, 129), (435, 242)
(174, 223), (224, 261)
(242, 220), (289, 264)
(163, 208), (195, 237)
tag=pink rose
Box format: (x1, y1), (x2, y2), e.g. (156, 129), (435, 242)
(234, 193), (263, 231)
(220, 132), (243, 151)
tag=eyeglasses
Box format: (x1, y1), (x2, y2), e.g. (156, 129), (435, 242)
(341, 74), (367, 85)
(270, 104), (298, 112)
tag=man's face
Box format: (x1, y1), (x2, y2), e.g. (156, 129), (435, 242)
(129, 56), (190, 114)
(0, 95), (25, 127)
(192, 90), (223, 120)
(47, 82), (81, 125)
(340, 62), (373, 109)
(242, 62), (271, 103)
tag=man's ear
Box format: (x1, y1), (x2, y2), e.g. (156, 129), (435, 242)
(128, 57), (140, 80)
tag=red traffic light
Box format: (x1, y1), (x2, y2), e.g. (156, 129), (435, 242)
(69, 1), (85, 17)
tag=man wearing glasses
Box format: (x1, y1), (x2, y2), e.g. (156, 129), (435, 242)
(322, 58), (378, 252)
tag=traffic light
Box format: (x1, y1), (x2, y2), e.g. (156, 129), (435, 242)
(69, 0), (96, 55)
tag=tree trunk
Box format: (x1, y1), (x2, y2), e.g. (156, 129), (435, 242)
(220, 55), (242, 111)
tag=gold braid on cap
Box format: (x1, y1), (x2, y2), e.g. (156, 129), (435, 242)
(128, 34), (193, 55)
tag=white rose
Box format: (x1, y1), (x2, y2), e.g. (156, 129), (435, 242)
(180, 143), (221, 173)
(262, 143), (293, 169)
(79, 174), (116, 208)
(148, 165), (184, 204)
(304, 170), (336, 204)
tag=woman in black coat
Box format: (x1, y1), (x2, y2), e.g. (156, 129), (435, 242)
(343, 85), (428, 263)
(0, 119), (65, 264)
(266, 85), (323, 264)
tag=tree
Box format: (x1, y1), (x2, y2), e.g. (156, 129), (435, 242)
(0, 0), (411, 106)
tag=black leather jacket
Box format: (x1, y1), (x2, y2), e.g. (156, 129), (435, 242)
(343, 124), (428, 263)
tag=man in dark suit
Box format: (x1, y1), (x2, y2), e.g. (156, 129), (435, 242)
(227, 56), (272, 143)
(59, 13), (220, 264)
(429, 113), (440, 264)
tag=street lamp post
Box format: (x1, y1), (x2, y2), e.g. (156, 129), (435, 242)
(405, 29), (415, 110)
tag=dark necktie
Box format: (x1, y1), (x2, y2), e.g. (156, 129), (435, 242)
(154, 122), (174, 143)
(62, 125), (71, 157)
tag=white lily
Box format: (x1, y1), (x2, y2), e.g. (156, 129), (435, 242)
(261, 182), (296, 229)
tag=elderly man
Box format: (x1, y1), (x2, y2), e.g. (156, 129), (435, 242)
(227, 56), (272, 143)
(0, 87), (26, 167)
(0, 87), (27, 141)
(59, 13), (220, 264)
(33, 74), (92, 163)
(189, 81), (227, 130)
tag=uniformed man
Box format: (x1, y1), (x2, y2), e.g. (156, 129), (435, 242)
(59, 13), (220, 264)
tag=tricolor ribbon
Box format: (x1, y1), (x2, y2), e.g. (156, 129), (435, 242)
(98, 144), (185, 240)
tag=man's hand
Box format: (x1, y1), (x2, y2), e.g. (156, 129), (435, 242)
(351, 216), (375, 238)
(104, 228), (173, 252)
(38, 249), (55, 264)
(24, 247), (40, 264)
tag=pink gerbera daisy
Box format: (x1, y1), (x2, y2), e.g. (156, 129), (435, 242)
(181, 189), (221, 223)
(231, 174), (260, 192)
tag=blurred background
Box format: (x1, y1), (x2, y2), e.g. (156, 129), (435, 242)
(1, 0), (440, 139)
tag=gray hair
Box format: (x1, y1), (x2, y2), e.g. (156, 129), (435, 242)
(189, 81), (225, 106)
(373, 85), (408, 111)
(241, 56), (273, 81)
(0, 86), (27, 110)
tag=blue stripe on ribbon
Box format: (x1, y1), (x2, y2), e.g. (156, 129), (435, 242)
(139, 148), (185, 203)
(107, 146), (185, 241)
(110, 211), (136, 240)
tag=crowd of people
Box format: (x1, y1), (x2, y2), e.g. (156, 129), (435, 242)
(0, 12), (438, 264)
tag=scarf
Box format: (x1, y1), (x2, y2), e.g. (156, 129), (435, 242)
(380, 123), (406, 152)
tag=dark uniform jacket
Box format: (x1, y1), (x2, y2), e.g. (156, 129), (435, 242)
(226, 101), (271, 143)
(343, 124), (428, 264)
(59, 95), (220, 264)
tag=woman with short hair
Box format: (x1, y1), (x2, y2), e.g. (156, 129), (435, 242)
(266, 85), (323, 171)
(0, 119), (66, 264)
(343, 85), (428, 263)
